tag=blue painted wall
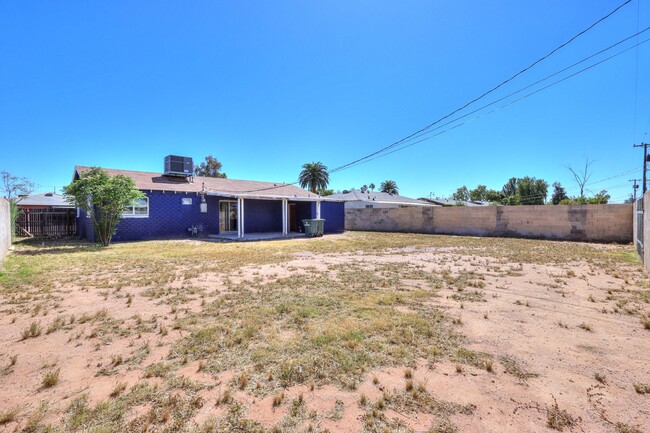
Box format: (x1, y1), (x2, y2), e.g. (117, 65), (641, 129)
(294, 201), (312, 233)
(76, 191), (345, 241)
(76, 208), (95, 242)
(315, 202), (345, 233)
(244, 199), (282, 233)
(110, 192), (218, 241)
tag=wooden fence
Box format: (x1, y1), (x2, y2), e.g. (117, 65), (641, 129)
(16, 208), (76, 237)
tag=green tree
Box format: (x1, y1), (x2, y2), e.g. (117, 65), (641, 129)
(558, 189), (610, 205)
(485, 189), (504, 203)
(194, 155), (227, 178)
(452, 186), (469, 202)
(551, 182), (568, 205)
(369, 183), (376, 191)
(469, 185), (487, 202)
(517, 176), (548, 205)
(380, 180), (399, 195)
(318, 189), (334, 196)
(501, 194), (521, 206)
(502, 177), (518, 198)
(587, 190), (610, 204)
(63, 167), (144, 247)
(1, 171), (35, 239)
(298, 162), (330, 193)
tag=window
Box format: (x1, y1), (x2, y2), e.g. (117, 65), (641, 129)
(365, 204), (373, 209)
(182, 198), (192, 205)
(123, 197), (149, 217)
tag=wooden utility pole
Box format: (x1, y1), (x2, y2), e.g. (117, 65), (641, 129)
(630, 179), (641, 201)
(633, 143), (650, 194)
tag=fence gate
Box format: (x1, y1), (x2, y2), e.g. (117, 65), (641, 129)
(636, 198), (644, 259)
(16, 208), (77, 237)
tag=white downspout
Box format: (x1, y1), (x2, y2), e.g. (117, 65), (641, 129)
(316, 200), (321, 219)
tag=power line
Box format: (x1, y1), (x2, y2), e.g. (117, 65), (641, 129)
(342, 26), (650, 166)
(333, 37), (650, 173)
(329, 0), (633, 173)
(219, 2), (637, 195)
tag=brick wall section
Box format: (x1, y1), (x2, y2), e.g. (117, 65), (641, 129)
(346, 204), (632, 243)
(0, 198), (10, 262)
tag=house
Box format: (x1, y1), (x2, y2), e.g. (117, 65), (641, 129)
(18, 192), (74, 210)
(16, 192), (76, 237)
(327, 189), (437, 209)
(73, 160), (345, 242)
(418, 197), (489, 207)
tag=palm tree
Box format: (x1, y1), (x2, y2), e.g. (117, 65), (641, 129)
(369, 183), (376, 191)
(380, 180), (398, 195)
(298, 162), (330, 194)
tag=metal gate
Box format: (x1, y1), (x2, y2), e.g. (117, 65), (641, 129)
(636, 198), (644, 258)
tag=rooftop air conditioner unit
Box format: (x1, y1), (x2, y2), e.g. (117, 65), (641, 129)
(164, 155), (193, 177)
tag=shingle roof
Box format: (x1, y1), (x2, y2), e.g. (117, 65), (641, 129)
(418, 198), (488, 207)
(74, 166), (328, 200)
(327, 190), (435, 206)
(18, 192), (74, 208)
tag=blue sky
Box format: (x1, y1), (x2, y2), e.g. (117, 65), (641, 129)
(1, 0), (649, 202)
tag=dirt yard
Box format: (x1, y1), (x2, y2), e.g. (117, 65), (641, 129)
(0, 232), (649, 433)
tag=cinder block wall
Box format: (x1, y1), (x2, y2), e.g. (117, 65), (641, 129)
(642, 191), (650, 272)
(0, 198), (11, 262)
(346, 204), (633, 243)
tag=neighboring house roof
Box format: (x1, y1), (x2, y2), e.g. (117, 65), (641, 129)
(418, 197), (488, 207)
(74, 166), (341, 201)
(328, 190), (436, 207)
(18, 192), (74, 208)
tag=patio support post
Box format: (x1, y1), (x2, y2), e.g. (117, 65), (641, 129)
(241, 198), (245, 239)
(237, 197), (245, 239)
(282, 199), (288, 236)
(316, 201), (321, 219)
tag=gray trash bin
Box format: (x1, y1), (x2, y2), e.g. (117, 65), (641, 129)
(302, 219), (325, 237)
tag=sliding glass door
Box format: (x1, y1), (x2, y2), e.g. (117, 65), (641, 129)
(219, 201), (238, 232)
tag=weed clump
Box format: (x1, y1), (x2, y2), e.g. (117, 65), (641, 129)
(546, 398), (576, 431)
(21, 322), (42, 340)
(272, 392), (284, 407)
(633, 383), (649, 394)
(0, 407), (19, 425)
(42, 368), (60, 388)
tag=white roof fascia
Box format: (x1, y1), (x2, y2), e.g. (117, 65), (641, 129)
(206, 191), (345, 202)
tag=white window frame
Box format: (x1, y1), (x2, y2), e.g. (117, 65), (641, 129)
(122, 197), (149, 218)
(182, 198), (193, 205)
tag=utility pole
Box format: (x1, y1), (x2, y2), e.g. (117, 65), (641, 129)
(633, 143), (650, 194)
(629, 179), (641, 201)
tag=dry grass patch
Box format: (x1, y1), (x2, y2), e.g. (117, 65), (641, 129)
(0, 406), (20, 425)
(42, 368), (60, 388)
(1, 232), (649, 432)
(546, 398), (577, 431)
